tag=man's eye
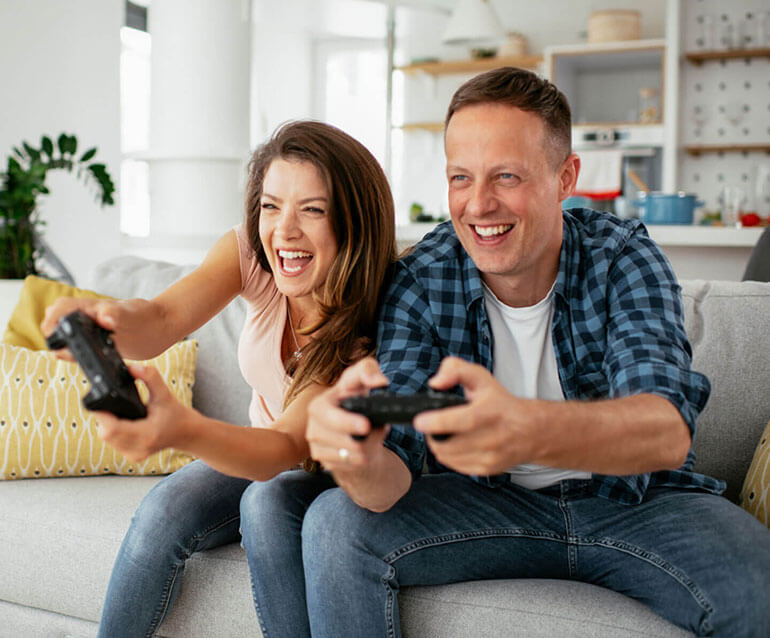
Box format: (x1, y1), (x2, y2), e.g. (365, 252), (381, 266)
(450, 175), (468, 182)
(500, 173), (516, 180)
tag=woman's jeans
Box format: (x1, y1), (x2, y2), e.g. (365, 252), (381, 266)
(97, 461), (252, 637)
(97, 463), (333, 638)
(299, 475), (770, 638)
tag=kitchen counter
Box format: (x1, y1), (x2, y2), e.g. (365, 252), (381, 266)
(646, 225), (764, 247)
(396, 222), (764, 247)
(395, 223), (763, 281)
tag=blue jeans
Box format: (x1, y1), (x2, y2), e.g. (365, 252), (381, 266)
(97, 460), (252, 638)
(240, 469), (336, 638)
(299, 475), (770, 638)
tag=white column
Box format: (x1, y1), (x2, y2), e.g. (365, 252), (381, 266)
(145, 0), (251, 256)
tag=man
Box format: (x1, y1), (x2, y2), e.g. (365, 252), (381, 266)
(304, 67), (770, 637)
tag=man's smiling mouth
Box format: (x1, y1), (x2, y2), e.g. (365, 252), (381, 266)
(472, 224), (513, 238)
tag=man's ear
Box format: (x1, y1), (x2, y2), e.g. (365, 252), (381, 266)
(558, 153), (580, 201)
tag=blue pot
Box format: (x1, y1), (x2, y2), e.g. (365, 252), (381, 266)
(631, 192), (704, 225)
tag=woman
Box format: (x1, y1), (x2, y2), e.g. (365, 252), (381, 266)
(42, 120), (396, 637)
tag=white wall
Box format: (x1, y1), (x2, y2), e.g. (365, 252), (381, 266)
(0, 0), (123, 286)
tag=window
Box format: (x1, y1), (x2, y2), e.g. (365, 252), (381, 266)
(119, 20), (151, 236)
(314, 39), (389, 176)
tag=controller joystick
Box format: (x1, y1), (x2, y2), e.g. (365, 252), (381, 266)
(46, 310), (147, 420)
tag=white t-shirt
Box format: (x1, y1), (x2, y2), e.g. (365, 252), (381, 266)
(483, 282), (591, 490)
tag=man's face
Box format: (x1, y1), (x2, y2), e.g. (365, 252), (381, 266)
(445, 103), (577, 306)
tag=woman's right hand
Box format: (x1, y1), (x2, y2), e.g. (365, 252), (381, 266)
(41, 296), (158, 360)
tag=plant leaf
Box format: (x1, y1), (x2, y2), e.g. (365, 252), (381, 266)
(41, 136), (54, 157)
(79, 147), (97, 162)
(57, 133), (69, 156)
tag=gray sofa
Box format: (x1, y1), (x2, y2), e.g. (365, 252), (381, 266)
(1, 255), (769, 638)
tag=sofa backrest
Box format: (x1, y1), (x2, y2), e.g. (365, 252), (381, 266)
(680, 279), (770, 502)
(89, 257), (769, 502)
(90, 256), (251, 428)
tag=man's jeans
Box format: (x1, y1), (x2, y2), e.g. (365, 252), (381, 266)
(301, 474), (770, 638)
(97, 460), (252, 638)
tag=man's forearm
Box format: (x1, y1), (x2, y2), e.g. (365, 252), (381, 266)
(332, 448), (412, 512)
(530, 393), (692, 474)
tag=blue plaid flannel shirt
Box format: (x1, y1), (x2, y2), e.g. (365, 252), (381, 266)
(378, 208), (726, 505)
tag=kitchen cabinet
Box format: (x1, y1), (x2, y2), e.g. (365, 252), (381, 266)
(392, 54), (542, 133)
(546, 39), (666, 126)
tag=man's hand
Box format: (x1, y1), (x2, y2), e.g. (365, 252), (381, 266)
(94, 363), (191, 463)
(414, 356), (538, 476)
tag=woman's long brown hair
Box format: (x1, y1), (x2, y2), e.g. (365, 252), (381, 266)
(244, 120), (396, 408)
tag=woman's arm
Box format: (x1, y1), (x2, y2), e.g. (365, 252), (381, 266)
(43, 230), (242, 360)
(95, 363), (319, 481)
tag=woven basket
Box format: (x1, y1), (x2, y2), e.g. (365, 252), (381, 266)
(588, 10), (640, 43)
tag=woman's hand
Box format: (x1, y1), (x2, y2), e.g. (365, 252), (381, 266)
(42, 297), (163, 360)
(306, 357), (390, 474)
(94, 363), (192, 463)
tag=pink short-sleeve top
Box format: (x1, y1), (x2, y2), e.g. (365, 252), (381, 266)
(234, 224), (291, 428)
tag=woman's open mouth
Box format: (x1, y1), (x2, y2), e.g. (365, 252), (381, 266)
(278, 249), (313, 275)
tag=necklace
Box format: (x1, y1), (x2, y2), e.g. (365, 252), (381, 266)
(286, 304), (303, 361)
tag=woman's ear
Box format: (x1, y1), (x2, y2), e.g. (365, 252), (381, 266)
(558, 153), (580, 201)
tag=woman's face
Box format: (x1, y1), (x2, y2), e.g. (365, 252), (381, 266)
(259, 158), (339, 304)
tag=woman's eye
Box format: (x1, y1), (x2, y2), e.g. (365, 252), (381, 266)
(304, 206), (325, 214)
(261, 202), (277, 211)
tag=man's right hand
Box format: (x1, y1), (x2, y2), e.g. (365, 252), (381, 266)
(306, 358), (412, 511)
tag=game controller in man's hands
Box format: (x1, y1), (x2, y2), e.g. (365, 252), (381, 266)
(46, 310), (147, 420)
(340, 390), (466, 440)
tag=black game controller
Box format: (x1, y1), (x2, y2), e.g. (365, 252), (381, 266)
(341, 391), (466, 440)
(46, 310), (147, 420)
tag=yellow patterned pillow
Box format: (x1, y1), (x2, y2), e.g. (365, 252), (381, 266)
(2, 275), (112, 350)
(0, 340), (197, 479)
(740, 420), (770, 529)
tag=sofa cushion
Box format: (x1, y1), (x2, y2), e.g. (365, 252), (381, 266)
(0, 475), (261, 637)
(0, 472), (691, 638)
(89, 256), (251, 428)
(0, 341), (197, 479)
(739, 419), (770, 528)
(680, 279), (770, 502)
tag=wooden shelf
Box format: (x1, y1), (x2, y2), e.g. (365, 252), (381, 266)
(685, 47), (770, 65)
(684, 144), (770, 156)
(396, 54), (543, 76)
(396, 122), (444, 133)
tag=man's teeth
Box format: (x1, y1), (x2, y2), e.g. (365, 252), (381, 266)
(474, 224), (512, 237)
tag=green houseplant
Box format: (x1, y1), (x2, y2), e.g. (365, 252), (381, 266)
(0, 133), (115, 279)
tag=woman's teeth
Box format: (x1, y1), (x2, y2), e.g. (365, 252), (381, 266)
(474, 224), (513, 237)
(279, 249), (312, 273)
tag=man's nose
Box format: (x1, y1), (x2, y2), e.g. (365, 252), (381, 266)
(466, 182), (498, 216)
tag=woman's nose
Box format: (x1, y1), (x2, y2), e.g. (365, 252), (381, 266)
(276, 210), (301, 237)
